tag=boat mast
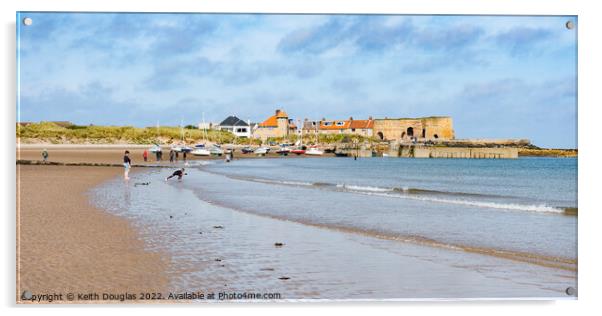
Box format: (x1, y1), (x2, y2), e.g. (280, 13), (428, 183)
(202, 112), (208, 143)
(180, 118), (184, 144)
(156, 120), (160, 143)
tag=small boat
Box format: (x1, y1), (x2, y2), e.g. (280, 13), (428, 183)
(241, 147), (254, 154)
(149, 144), (162, 153)
(194, 144), (206, 148)
(210, 145), (224, 156)
(306, 147), (324, 156)
(191, 148), (211, 156)
(334, 152), (349, 157)
(276, 148), (290, 156)
(181, 146), (193, 153)
(276, 144), (291, 156)
(171, 146), (182, 152)
(254, 147), (270, 155)
(290, 148), (305, 155)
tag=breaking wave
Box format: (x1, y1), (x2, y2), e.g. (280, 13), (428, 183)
(203, 170), (572, 215)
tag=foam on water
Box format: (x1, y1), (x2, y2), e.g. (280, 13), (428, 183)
(204, 170), (568, 215)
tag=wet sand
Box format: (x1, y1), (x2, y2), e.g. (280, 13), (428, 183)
(17, 164), (168, 303)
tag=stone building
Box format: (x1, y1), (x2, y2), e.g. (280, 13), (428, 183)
(252, 109), (296, 140)
(302, 117), (374, 137)
(347, 118), (374, 137)
(373, 116), (454, 141)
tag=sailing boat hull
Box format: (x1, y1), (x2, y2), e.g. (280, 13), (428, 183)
(191, 149), (211, 156)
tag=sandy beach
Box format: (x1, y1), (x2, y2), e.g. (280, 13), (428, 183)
(17, 163), (168, 303)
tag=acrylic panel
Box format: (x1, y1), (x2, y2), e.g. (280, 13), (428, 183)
(16, 12), (578, 303)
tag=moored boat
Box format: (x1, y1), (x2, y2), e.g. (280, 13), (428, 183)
(210, 145), (224, 156)
(276, 144), (291, 156)
(254, 147), (270, 155)
(306, 147), (324, 156)
(149, 144), (162, 153)
(191, 147), (211, 156)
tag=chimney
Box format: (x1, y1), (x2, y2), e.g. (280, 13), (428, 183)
(368, 116), (373, 120)
(275, 109), (281, 115)
(349, 116), (353, 121)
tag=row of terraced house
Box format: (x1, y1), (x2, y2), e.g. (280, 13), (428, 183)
(201, 109), (456, 142)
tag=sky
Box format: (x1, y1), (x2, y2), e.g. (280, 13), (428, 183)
(17, 13), (577, 148)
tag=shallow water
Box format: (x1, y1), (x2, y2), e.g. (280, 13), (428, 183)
(201, 157), (577, 262)
(91, 157), (577, 299)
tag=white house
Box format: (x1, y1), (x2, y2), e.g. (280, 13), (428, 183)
(218, 115), (251, 138)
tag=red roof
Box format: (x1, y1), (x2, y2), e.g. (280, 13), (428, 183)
(349, 119), (374, 129)
(319, 120), (350, 130)
(258, 109), (289, 128)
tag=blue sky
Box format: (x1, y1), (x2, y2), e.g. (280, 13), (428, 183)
(17, 13), (577, 148)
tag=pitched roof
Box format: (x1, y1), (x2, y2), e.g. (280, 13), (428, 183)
(320, 120), (351, 130)
(258, 109), (288, 128)
(349, 119), (374, 129)
(219, 116), (248, 127)
(258, 115), (278, 127)
(303, 121), (319, 130)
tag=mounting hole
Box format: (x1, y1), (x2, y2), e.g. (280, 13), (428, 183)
(23, 17), (32, 26)
(565, 286), (576, 296)
(565, 20), (574, 30)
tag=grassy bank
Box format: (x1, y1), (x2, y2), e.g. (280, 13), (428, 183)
(17, 122), (379, 146)
(16, 122), (250, 145)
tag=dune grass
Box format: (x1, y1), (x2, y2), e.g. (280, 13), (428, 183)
(17, 122), (240, 144)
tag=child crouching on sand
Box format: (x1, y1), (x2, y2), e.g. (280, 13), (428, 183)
(166, 168), (187, 181)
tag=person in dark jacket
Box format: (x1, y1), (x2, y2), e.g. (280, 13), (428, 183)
(123, 150), (132, 180)
(165, 168), (187, 181)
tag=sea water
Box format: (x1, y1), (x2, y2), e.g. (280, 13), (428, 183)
(200, 157), (577, 262)
(91, 157), (577, 299)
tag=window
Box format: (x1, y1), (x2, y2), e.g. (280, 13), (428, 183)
(323, 121), (333, 126)
(336, 121), (345, 126)
(351, 128), (356, 132)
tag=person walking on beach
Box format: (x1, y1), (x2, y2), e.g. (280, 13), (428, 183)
(169, 150), (175, 163)
(183, 151), (187, 162)
(41, 149), (48, 162)
(143, 149), (148, 162)
(123, 150), (132, 180)
(175, 151), (179, 161)
(165, 168), (187, 181)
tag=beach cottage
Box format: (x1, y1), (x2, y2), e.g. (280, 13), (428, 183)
(218, 115), (251, 138)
